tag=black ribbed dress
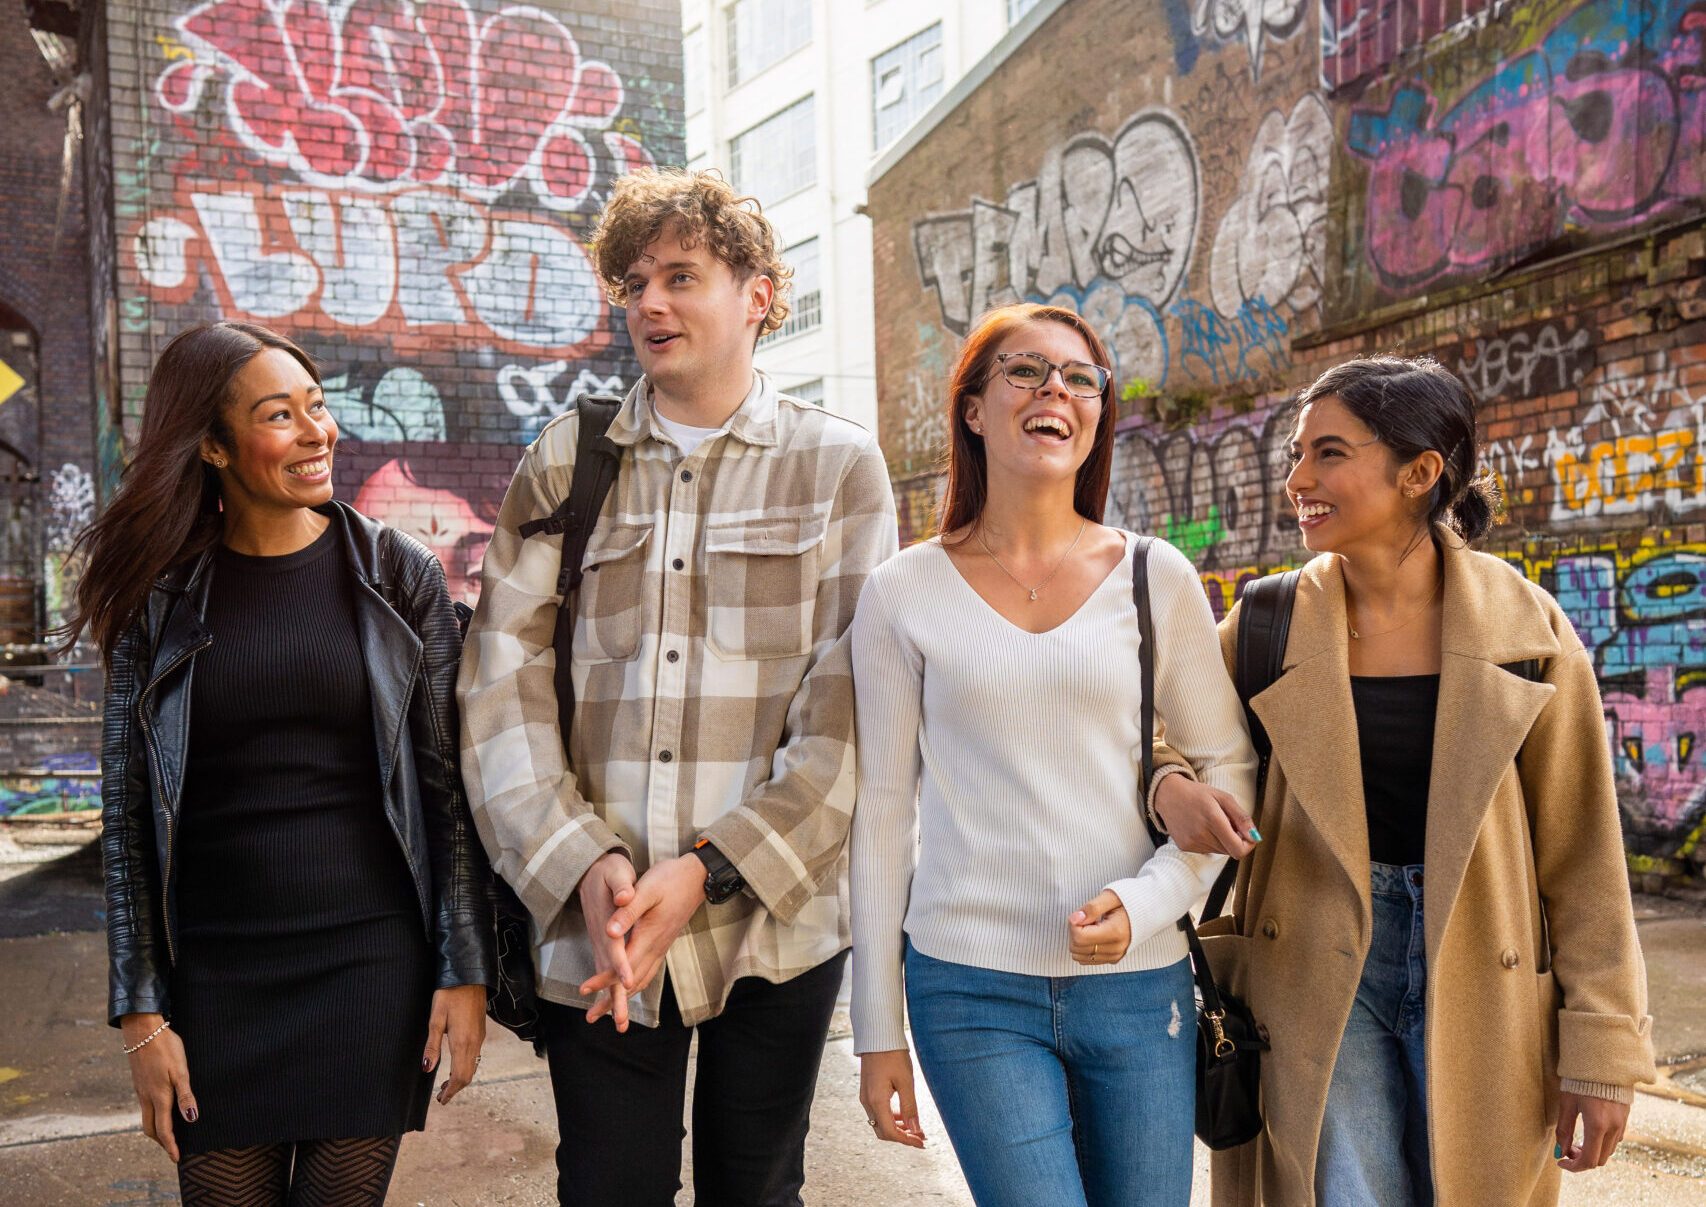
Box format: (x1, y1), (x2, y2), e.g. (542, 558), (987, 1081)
(169, 525), (435, 1153)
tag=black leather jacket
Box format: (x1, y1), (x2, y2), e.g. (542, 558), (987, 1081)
(101, 501), (496, 1025)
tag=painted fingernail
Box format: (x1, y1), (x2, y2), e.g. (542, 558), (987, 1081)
(423, 1055), (433, 1071)
(1249, 828), (1261, 841)
(1554, 1145), (1563, 1159)
(185, 1107), (197, 1122)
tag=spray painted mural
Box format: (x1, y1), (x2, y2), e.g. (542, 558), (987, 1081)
(911, 87), (1330, 410)
(107, 0), (682, 599)
(1344, 0), (1706, 294)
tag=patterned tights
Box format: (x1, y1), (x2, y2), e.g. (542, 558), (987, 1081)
(177, 1135), (402, 1206)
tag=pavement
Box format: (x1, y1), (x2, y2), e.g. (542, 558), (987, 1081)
(2, 820), (1703, 1206)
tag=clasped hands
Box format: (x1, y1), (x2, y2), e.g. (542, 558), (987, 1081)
(576, 849), (708, 1031)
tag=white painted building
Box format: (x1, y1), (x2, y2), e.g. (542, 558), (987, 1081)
(680, 0), (1050, 432)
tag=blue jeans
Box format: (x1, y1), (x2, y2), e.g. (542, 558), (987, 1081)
(904, 942), (1195, 1207)
(1316, 862), (1435, 1207)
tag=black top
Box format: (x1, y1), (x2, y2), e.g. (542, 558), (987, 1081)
(1350, 674), (1440, 867)
(171, 521), (434, 1151)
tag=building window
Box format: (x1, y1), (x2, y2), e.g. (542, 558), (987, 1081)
(730, 96), (815, 202)
(684, 26), (708, 114)
(872, 24), (944, 151)
(1007, 0), (1043, 23)
(788, 378), (825, 405)
(726, 0), (812, 88)
(764, 239), (821, 344)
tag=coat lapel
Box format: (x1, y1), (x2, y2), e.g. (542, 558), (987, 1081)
(1249, 557), (1372, 918)
(1424, 536), (1560, 945)
(331, 509), (421, 800)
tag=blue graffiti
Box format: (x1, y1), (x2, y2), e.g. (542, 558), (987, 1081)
(1554, 552), (1706, 680)
(1171, 298), (1290, 386)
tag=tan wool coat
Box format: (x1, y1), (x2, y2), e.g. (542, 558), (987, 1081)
(1181, 535), (1656, 1207)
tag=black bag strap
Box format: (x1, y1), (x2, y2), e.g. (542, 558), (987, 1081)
(513, 394), (625, 755)
(1194, 568), (1302, 922)
(1130, 537), (1231, 1017)
(516, 394), (625, 596)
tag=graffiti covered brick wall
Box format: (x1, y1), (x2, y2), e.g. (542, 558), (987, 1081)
(1329, 0), (1706, 318)
(104, 0), (683, 599)
(876, 0), (1326, 488)
(872, 0), (1706, 883)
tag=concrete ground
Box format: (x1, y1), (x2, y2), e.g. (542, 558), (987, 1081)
(2, 821), (1703, 1205)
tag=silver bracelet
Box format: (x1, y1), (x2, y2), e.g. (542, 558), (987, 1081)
(122, 1020), (170, 1055)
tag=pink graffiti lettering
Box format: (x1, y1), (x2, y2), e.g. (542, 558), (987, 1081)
(154, 0), (652, 207)
(1345, 0), (1706, 290)
(127, 184), (611, 358)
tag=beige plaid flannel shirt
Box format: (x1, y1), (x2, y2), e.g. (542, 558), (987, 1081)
(457, 374), (898, 1027)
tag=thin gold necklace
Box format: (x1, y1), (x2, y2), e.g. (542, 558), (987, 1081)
(1348, 576), (1443, 640)
(974, 517), (1088, 602)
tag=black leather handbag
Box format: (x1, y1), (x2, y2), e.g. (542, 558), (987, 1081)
(1131, 540), (1289, 1150)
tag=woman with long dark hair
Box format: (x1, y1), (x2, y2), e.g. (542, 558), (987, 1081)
(849, 303), (1256, 1205)
(69, 322), (494, 1204)
(1152, 356), (1655, 1206)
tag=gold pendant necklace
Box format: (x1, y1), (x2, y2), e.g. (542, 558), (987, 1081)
(975, 517), (1088, 602)
(1348, 577), (1443, 640)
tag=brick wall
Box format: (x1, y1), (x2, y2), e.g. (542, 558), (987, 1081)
(871, 0), (1706, 885)
(0, 15), (99, 633)
(102, 0), (685, 601)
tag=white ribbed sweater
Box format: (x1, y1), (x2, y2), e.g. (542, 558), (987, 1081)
(848, 531), (1258, 1054)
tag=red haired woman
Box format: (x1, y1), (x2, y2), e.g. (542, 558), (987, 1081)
(68, 322), (494, 1205)
(849, 303), (1256, 1206)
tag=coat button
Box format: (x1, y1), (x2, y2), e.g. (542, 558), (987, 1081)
(1501, 948), (1520, 969)
(1260, 918), (1279, 939)
(666, 650), (680, 663)
(659, 750), (673, 763)
(672, 558), (685, 570)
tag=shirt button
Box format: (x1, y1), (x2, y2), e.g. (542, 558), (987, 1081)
(681, 470), (693, 482)
(659, 750), (673, 763)
(666, 650), (680, 663)
(1260, 918), (1279, 939)
(1501, 948), (1520, 969)
(672, 558), (685, 570)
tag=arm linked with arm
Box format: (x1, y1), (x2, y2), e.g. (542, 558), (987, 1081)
(696, 440), (900, 924)
(1108, 543), (1257, 940)
(456, 436), (631, 934)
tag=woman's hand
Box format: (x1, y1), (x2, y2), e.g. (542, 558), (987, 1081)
(1069, 890), (1132, 964)
(424, 985), (488, 1105)
(1556, 1090), (1632, 1172)
(1154, 773), (1259, 858)
(120, 1013), (195, 1163)
(859, 1050), (927, 1148)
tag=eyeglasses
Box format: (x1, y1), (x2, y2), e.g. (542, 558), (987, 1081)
(991, 353), (1110, 399)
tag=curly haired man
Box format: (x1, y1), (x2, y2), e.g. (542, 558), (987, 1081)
(458, 168), (898, 1205)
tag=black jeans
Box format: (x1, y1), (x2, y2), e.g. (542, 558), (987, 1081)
(538, 949), (848, 1207)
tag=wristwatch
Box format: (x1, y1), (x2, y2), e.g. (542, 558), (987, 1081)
(693, 839), (746, 905)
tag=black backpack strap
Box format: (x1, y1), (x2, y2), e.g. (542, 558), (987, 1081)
(513, 393), (625, 755)
(1500, 658), (1543, 682)
(1234, 569), (1301, 767)
(1190, 569), (1300, 923)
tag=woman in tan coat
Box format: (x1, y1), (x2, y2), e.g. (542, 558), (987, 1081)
(1152, 356), (1655, 1206)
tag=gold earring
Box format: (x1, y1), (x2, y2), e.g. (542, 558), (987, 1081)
(212, 458), (226, 468)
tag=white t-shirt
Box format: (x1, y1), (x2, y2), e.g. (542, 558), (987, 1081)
(848, 531), (1257, 1054)
(652, 408), (725, 458)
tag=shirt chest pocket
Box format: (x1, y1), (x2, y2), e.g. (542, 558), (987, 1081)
(572, 524), (652, 664)
(704, 513), (827, 661)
